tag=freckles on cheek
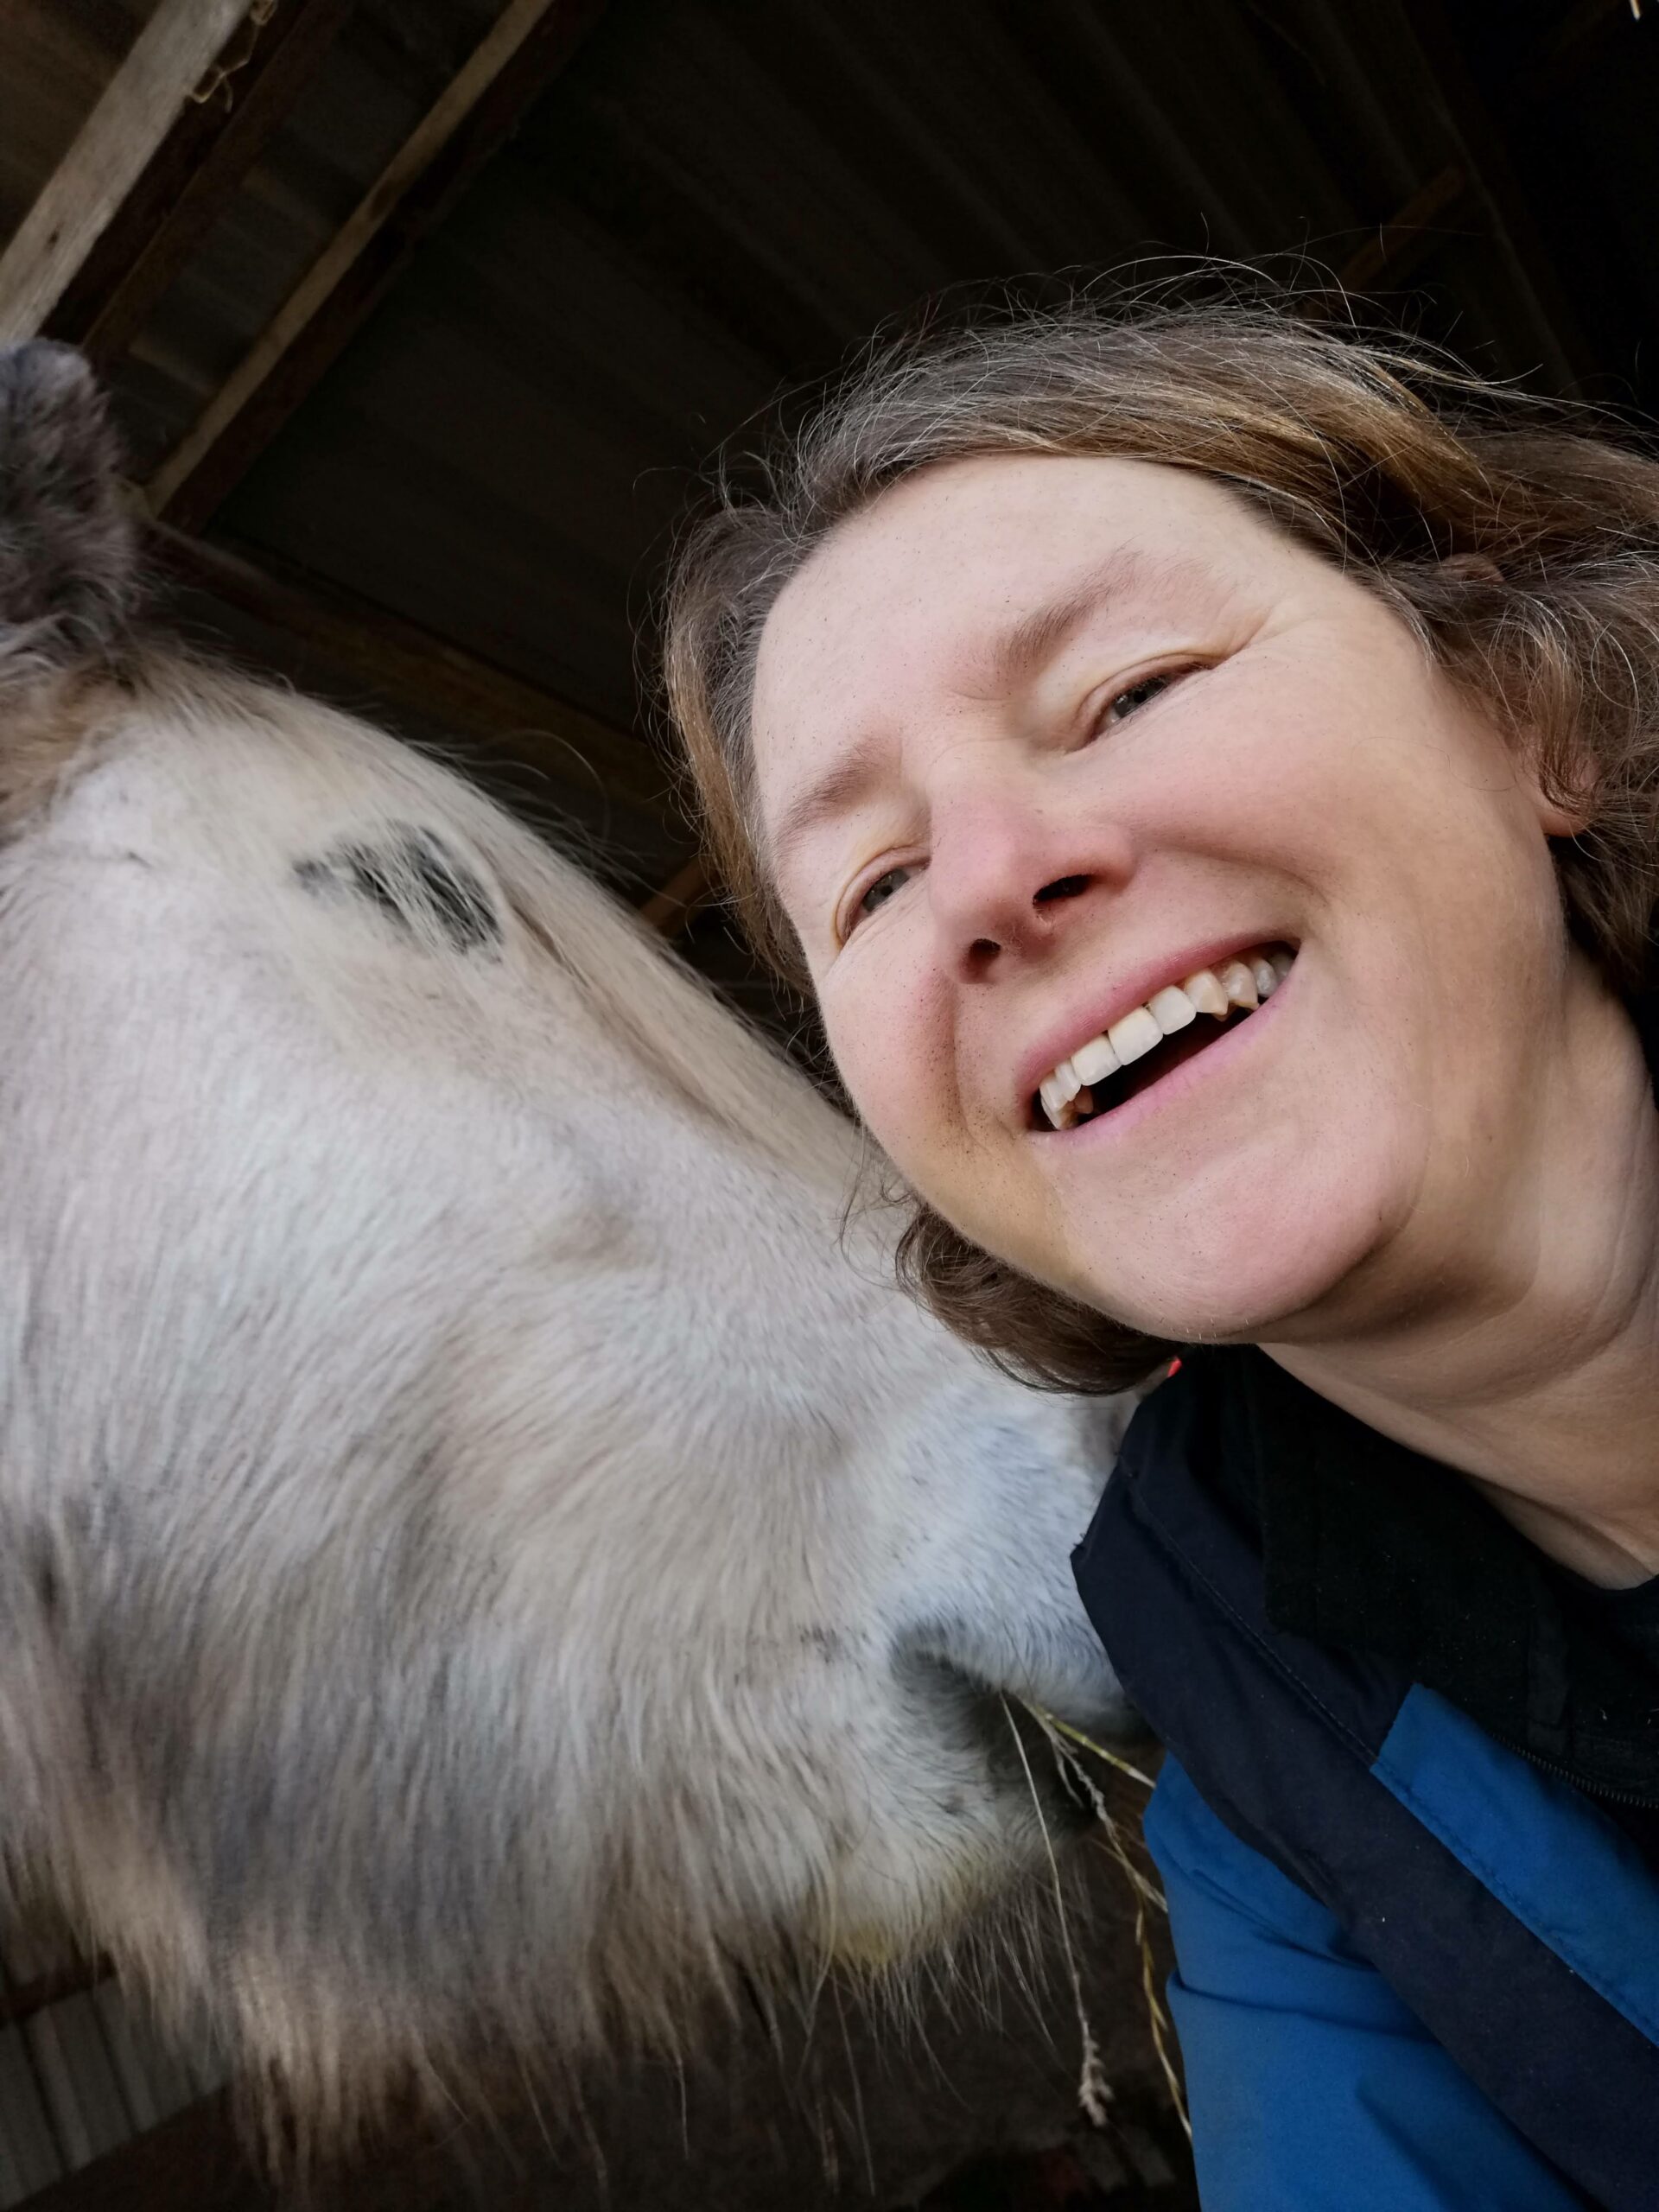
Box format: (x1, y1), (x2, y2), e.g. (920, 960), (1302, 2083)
(872, 1032), (955, 1163)
(823, 960), (956, 1164)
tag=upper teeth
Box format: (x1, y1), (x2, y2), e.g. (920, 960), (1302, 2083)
(1038, 947), (1293, 1128)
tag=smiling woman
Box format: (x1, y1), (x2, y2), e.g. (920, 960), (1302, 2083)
(665, 295), (1659, 2212)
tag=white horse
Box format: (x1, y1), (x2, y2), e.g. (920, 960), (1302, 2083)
(0, 345), (1135, 2146)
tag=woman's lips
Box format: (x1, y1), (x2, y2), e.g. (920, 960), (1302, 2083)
(1045, 951), (1297, 1151)
(1033, 944), (1295, 1131)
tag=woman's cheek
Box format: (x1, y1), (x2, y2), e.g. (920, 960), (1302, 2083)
(824, 952), (949, 1164)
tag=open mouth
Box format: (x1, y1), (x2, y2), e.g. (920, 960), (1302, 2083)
(1031, 943), (1296, 1132)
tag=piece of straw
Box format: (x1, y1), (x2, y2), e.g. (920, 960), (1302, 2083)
(1019, 1700), (1191, 2142)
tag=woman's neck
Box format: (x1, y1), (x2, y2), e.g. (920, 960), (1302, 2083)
(1264, 988), (1659, 1588)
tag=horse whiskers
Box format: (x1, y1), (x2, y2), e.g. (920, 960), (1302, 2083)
(830, 1976), (878, 2197)
(999, 1695), (1113, 2129)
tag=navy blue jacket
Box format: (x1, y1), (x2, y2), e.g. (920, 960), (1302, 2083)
(1074, 1361), (1659, 2211)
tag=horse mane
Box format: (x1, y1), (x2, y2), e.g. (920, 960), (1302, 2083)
(130, 650), (861, 1198)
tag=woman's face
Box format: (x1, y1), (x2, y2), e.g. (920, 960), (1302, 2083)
(750, 454), (1585, 1346)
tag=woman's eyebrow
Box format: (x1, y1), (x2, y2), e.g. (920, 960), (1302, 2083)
(766, 732), (891, 887)
(965, 544), (1206, 694)
(766, 547), (1213, 880)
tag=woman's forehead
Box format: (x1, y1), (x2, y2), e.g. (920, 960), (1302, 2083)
(751, 454), (1291, 819)
(759, 456), (1277, 693)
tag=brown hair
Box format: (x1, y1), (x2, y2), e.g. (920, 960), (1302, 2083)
(664, 291), (1659, 1392)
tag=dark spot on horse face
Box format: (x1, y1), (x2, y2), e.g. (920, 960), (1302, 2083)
(293, 825), (501, 954)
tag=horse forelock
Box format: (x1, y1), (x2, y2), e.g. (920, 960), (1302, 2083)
(134, 652), (857, 1190)
(7, 647), (852, 1211)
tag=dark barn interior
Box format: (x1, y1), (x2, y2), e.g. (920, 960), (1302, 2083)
(0, 1), (1655, 2203)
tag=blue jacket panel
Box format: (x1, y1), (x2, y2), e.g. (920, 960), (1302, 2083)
(1370, 1685), (1659, 2054)
(1147, 1758), (1590, 2212)
(1073, 1370), (1659, 2210)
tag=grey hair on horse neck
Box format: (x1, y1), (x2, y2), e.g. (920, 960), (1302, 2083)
(0, 346), (1138, 2147)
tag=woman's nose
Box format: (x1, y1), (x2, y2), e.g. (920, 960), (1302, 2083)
(928, 783), (1130, 971)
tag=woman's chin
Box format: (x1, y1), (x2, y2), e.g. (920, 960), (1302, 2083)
(1065, 1176), (1397, 1348)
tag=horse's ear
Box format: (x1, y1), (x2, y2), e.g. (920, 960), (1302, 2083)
(0, 341), (137, 686)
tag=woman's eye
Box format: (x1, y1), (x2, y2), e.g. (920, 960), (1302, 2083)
(1104, 671), (1175, 724)
(847, 861), (917, 933)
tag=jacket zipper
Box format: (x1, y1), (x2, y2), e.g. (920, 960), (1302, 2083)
(1487, 1727), (1659, 1809)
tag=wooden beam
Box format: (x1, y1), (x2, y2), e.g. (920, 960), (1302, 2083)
(0, 1955), (112, 2033)
(47, 0), (358, 371)
(1335, 164), (1469, 294)
(143, 518), (671, 818)
(0, 0), (264, 343)
(146, 0), (607, 532)
(14, 2093), (257, 2212)
(639, 855), (713, 936)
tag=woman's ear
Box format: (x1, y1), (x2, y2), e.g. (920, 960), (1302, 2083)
(1535, 787), (1592, 840)
(0, 342), (137, 693)
(1524, 741), (1598, 841)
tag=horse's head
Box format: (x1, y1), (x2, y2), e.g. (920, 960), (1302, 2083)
(0, 345), (1139, 2143)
